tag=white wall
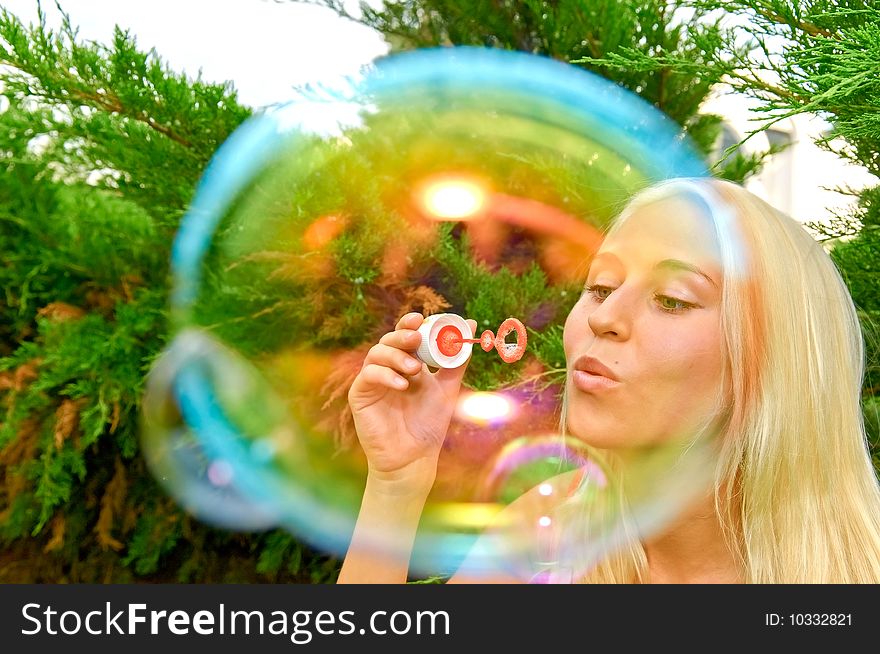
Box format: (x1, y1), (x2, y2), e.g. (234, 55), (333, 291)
(700, 87), (878, 226)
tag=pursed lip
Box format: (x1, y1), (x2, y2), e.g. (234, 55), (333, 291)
(572, 355), (620, 382)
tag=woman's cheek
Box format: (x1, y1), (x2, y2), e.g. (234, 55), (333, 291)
(651, 321), (723, 385)
(562, 301), (589, 356)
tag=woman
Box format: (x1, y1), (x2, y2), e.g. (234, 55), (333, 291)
(339, 178), (880, 583)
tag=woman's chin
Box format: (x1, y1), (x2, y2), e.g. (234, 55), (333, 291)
(565, 418), (625, 450)
(565, 408), (664, 450)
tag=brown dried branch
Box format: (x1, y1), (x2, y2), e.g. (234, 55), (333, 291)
(0, 419), (41, 514)
(36, 301), (86, 322)
(108, 402), (121, 434)
(318, 346), (371, 449)
(53, 398), (85, 449)
(67, 87), (193, 148)
(94, 457), (127, 551)
(0, 358), (41, 392)
(752, 5), (837, 40)
(43, 515), (66, 553)
(398, 285), (451, 317)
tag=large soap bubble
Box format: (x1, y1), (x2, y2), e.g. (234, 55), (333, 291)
(141, 46), (714, 581)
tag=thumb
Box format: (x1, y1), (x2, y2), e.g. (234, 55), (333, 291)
(435, 319), (478, 393)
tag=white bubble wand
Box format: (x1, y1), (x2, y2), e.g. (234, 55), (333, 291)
(415, 313), (528, 369)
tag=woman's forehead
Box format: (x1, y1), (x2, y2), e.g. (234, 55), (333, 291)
(599, 196), (723, 268)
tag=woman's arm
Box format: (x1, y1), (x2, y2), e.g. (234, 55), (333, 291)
(337, 474), (432, 584)
(339, 313), (476, 583)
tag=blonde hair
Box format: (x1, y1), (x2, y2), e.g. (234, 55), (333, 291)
(567, 178), (880, 583)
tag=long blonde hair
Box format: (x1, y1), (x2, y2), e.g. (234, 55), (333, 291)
(568, 177), (880, 583)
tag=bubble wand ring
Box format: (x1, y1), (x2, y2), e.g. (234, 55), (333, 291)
(493, 318), (528, 363)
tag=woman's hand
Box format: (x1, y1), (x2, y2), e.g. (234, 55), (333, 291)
(348, 312), (476, 494)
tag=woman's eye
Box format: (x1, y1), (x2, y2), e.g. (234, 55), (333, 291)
(655, 295), (692, 312)
(585, 285), (695, 313)
(585, 284), (613, 301)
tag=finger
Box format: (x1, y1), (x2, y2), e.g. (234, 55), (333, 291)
(364, 343), (424, 376)
(434, 357), (470, 396)
(349, 363), (409, 400)
(379, 328), (422, 352)
(434, 339), (475, 395)
(395, 312), (424, 331)
(466, 319), (478, 338)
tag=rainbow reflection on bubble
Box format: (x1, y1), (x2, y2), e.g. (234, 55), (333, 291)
(140, 46), (713, 580)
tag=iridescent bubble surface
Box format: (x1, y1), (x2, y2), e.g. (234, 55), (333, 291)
(141, 46), (714, 580)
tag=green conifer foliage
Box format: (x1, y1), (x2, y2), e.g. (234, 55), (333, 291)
(307, 0), (779, 180)
(0, 5), (339, 581)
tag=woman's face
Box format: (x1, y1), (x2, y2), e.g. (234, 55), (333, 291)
(563, 195), (726, 449)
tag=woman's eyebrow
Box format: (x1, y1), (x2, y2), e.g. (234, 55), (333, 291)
(655, 258), (718, 288)
(588, 251), (620, 268)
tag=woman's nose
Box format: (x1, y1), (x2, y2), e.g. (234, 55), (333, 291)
(587, 291), (632, 340)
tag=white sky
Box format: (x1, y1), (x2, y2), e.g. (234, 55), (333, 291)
(2, 0), (873, 221)
(1, 0), (389, 108)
